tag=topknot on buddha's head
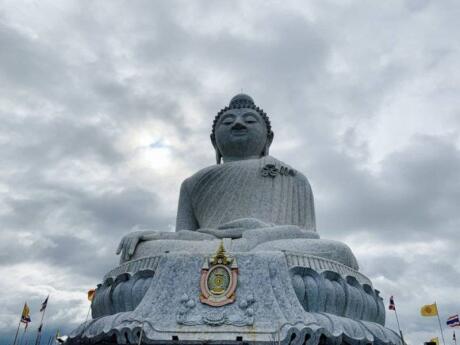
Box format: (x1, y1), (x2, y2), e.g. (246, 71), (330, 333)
(229, 93), (255, 107)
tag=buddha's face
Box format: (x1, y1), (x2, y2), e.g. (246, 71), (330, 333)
(214, 108), (269, 161)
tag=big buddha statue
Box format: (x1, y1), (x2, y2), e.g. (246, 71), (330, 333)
(68, 95), (402, 345)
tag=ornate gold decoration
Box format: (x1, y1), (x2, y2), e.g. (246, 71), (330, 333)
(200, 241), (238, 307)
(210, 241), (233, 266)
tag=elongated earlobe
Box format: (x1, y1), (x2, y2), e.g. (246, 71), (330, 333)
(215, 150), (222, 164)
(262, 132), (274, 157)
(210, 134), (222, 164)
(262, 145), (269, 157)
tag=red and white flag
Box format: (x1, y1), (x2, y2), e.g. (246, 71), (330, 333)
(447, 315), (460, 328)
(389, 296), (396, 310)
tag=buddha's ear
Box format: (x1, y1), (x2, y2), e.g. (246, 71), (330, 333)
(263, 132), (274, 156)
(210, 134), (222, 164)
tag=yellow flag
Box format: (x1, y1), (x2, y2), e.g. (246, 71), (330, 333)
(20, 302), (31, 323)
(430, 337), (439, 345)
(421, 303), (438, 316)
(21, 303), (30, 318)
(87, 289), (96, 302)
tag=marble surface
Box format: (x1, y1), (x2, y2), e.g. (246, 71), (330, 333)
(68, 251), (400, 345)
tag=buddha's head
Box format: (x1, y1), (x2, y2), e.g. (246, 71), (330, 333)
(211, 94), (274, 164)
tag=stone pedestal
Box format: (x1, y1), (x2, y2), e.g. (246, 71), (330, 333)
(68, 251), (401, 345)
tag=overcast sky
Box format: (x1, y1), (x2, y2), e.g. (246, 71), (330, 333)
(1, 0), (459, 344)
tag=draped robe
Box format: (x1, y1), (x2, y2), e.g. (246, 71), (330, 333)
(176, 156), (316, 232)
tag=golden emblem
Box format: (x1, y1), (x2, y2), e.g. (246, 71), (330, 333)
(200, 241), (238, 307)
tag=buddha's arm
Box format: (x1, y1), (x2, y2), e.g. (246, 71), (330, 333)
(116, 229), (216, 262)
(175, 179), (199, 231)
(297, 173), (316, 232)
(116, 230), (159, 262)
(305, 180), (316, 232)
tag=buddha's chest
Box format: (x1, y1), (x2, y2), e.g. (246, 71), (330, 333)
(189, 159), (307, 229)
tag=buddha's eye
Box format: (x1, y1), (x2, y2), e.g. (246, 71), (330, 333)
(221, 115), (235, 125)
(244, 115), (258, 124)
(222, 119), (234, 125)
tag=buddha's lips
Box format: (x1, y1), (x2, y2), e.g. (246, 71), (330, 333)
(231, 129), (248, 136)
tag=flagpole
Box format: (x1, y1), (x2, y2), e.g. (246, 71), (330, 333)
(35, 296), (49, 345)
(393, 308), (405, 344)
(12, 318), (22, 345)
(85, 289), (96, 327)
(19, 323), (29, 345)
(84, 303), (91, 324)
(34, 309), (46, 345)
(435, 302), (446, 345)
(390, 296), (405, 345)
(453, 331), (457, 345)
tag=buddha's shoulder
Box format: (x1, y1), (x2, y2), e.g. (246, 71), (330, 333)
(264, 156), (312, 185)
(186, 164), (219, 180)
(183, 157), (261, 183)
(181, 156), (311, 190)
(180, 164), (221, 191)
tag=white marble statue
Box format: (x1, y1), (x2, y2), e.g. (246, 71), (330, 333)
(68, 94), (401, 345)
(116, 94), (358, 270)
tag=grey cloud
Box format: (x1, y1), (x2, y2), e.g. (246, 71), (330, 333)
(0, 22), (65, 93)
(1, 185), (169, 236)
(310, 134), (460, 243)
(0, 117), (124, 169)
(1, 1), (459, 344)
(76, 187), (172, 233)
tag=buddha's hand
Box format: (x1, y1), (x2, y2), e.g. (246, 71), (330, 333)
(116, 230), (158, 261)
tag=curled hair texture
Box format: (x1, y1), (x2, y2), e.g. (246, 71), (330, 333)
(210, 101), (273, 142)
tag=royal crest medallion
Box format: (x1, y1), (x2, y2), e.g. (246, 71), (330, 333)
(200, 241), (238, 307)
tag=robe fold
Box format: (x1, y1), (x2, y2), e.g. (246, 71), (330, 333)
(176, 156), (316, 232)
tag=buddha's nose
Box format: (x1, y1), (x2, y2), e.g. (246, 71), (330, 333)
(231, 121), (247, 130)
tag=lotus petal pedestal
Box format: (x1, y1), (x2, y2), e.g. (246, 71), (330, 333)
(68, 250), (402, 345)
